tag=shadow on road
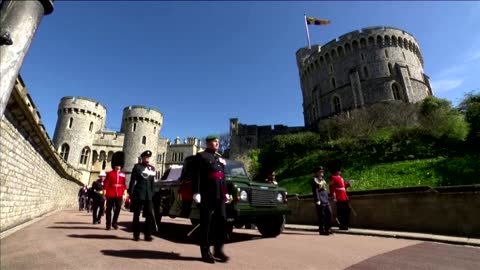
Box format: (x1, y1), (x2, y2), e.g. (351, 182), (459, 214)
(54, 221), (91, 225)
(115, 220), (263, 245)
(48, 226), (105, 230)
(101, 249), (200, 261)
(68, 234), (132, 240)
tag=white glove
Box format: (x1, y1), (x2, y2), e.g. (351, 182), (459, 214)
(316, 201), (321, 206)
(348, 180), (354, 186)
(225, 194), (233, 204)
(193, 193), (201, 204)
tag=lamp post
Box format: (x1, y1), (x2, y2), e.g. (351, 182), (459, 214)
(0, 0), (54, 116)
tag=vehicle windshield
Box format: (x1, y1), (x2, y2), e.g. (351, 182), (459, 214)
(225, 160), (248, 177)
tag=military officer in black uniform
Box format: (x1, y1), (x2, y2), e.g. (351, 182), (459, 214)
(193, 135), (230, 263)
(128, 150), (155, 241)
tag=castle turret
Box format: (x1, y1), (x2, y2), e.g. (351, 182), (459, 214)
(52, 96), (106, 184)
(296, 26), (433, 130)
(121, 106), (163, 182)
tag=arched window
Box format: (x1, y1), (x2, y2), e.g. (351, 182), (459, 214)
(391, 35), (397, 46)
(142, 136), (146, 145)
(80, 147), (90, 165)
(377, 36), (383, 46)
(89, 122), (93, 132)
(345, 43), (351, 53)
(360, 38), (367, 48)
(107, 151), (114, 162)
(68, 117), (73, 128)
(368, 36), (375, 46)
(92, 150), (98, 165)
(332, 96), (341, 114)
(392, 83), (402, 100)
(331, 77), (336, 89)
(352, 40), (359, 50)
(102, 160), (107, 170)
(132, 123), (137, 132)
(331, 49), (337, 59)
(60, 143), (70, 161)
(385, 49), (389, 58)
(99, 151), (106, 161)
(337, 46), (344, 57)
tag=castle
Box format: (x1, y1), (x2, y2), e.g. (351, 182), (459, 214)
(52, 96), (203, 185)
(296, 26), (434, 130)
(228, 26), (434, 156)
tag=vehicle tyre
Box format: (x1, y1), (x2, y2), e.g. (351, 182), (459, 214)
(256, 215), (285, 238)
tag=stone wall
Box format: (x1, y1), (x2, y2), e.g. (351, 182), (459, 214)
(286, 185), (480, 238)
(0, 77), (83, 233)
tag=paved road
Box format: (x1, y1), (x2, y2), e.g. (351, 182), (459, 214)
(1, 209), (479, 270)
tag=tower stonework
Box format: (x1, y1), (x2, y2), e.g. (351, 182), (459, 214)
(121, 106), (163, 182)
(52, 97), (106, 183)
(296, 26), (434, 130)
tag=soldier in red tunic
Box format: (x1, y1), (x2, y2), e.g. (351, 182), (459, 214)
(329, 166), (351, 230)
(104, 152), (127, 230)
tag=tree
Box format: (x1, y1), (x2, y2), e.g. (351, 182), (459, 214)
(458, 90), (480, 144)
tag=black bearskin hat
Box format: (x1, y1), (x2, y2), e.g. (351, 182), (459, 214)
(111, 151), (125, 169)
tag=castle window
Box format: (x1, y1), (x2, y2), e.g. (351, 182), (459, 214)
(180, 153), (184, 161)
(385, 49), (389, 58)
(338, 46), (344, 57)
(388, 63), (394, 75)
(80, 147), (90, 165)
(331, 49), (337, 59)
(403, 52), (406, 60)
(157, 154), (162, 163)
(133, 123), (137, 132)
(368, 36), (375, 46)
(102, 160), (106, 170)
(99, 151), (106, 161)
(60, 143), (70, 161)
(352, 40), (359, 50)
(153, 126), (156, 134)
(331, 77), (336, 89)
(360, 38), (367, 48)
(392, 83), (402, 100)
(329, 64), (334, 73)
(377, 36), (383, 46)
(92, 151), (98, 165)
(391, 35), (397, 46)
(332, 96), (342, 114)
(68, 117), (73, 128)
(345, 43), (351, 53)
(361, 53), (365, 61)
(107, 151), (114, 162)
(142, 136), (146, 145)
(363, 66), (369, 78)
(407, 65), (411, 77)
(89, 122), (93, 132)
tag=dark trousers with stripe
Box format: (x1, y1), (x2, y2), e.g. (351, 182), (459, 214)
(336, 201), (351, 229)
(105, 197), (123, 227)
(199, 201), (226, 251)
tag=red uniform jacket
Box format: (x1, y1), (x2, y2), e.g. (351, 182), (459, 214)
(103, 170), (127, 199)
(329, 175), (350, 202)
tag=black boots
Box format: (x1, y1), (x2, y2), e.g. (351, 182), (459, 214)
(201, 247), (215, 263)
(213, 247), (229, 263)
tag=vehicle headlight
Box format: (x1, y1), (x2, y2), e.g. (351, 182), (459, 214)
(240, 190), (248, 201)
(277, 193), (284, 202)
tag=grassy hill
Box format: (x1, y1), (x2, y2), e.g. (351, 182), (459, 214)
(278, 157), (478, 195)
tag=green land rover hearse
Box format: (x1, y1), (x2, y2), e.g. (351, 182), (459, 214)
(153, 155), (290, 239)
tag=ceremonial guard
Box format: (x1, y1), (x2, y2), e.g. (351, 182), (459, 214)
(192, 135), (230, 263)
(311, 166), (332, 235)
(91, 171), (106, 224)
(128, 150), (156, 241)
(104, 152), (127, 230)
(329, 166), (352, 230)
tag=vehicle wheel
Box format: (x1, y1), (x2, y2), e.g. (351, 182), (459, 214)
(256, 215), (285, 238)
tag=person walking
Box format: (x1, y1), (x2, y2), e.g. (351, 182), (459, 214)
(311, 166), (332, 235)
(91, 171), (106, 224)
(329, 166), (351, 230)
(128, 150), (156, 241)
(104, 152), (127, 230)
(78, 185), (88, 211)
(192, 135), (230, 264)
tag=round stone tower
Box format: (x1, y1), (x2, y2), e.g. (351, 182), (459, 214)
(52, 97), (106, 181)
(121, 106), (163, 179)
(296, 26), (434, 130)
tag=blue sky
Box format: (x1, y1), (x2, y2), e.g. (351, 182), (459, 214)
(20, 1), (480, 142)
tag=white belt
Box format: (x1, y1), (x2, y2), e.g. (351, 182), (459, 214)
(336, 188), (345, 190)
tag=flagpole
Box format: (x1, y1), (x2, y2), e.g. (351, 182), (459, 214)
(304, 14), (311, 49)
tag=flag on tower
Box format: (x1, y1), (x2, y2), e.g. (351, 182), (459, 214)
(304, 15), (331, 49)
(306, 16), (331, 25)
